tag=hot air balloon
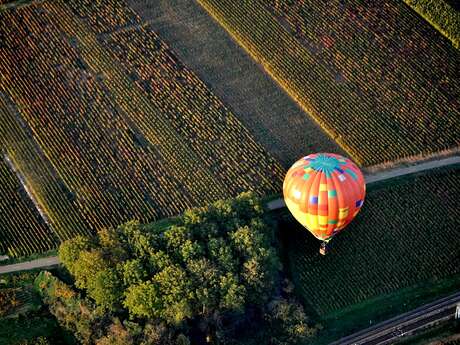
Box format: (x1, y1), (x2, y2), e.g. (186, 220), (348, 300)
(283, 153), (365, 255)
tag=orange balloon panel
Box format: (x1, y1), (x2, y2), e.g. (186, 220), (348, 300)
(283, 153), (365, 242)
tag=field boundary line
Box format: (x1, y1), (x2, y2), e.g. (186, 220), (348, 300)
(2, 153), (54, 231)
(0, 94), (90, 240)
(403, 0), (460, 49)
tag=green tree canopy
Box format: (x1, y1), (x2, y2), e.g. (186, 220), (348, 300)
(59, 192), (280, 325)
(41, 192), (317, 344)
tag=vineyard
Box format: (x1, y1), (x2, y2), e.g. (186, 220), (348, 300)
(0, 0), (285, 256)
(196, 0), (460, 166)
(0, 95), (90, 254)
(279, 169), (460, 316)
(403, 0), (460, 48)
(0, 157), (58, 257)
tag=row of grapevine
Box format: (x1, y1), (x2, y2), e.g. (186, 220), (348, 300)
(0, 157), (58, 257)
(0, 4), (213, 229)
(196, 0), (460, 166)
(0, 96), (91, 244)
(281, 169), (460, 316)
(48, 0), (285, 200)
(99, 24), (285, 198)
(403, 0), (460, 48)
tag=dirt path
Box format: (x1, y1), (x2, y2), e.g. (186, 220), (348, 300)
(126, 0), (342, 168)
(0, 256), (60, 275)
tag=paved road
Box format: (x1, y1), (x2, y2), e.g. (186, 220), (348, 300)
(267, 155), (460, 210)
(0, 256), (59, 275)
(330, 290), (460, 345)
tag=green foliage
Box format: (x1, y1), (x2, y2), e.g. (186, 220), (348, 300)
(218, 280), (318, 345)
(0, 313), (71, 345)
(87, 268), (123, 311)
(34, 271), (107, 344)
(56, 192), (286, 341)
(15, 336), (52, 345)
(58, 236), (94, 276)
(0, 288), (21, 317)
(72, 250), (107, 290)
(119, 259), (147, 286)
(404, 0), (460, 48)
(264, 298), (318, 345)
(218, 272), (246, 311)
(0, 271), (40, 289)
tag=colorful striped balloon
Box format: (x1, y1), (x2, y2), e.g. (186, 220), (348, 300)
(283, 153), (365, 242)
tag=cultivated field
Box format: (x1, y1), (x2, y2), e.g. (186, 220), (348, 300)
(0, 158), (57, 257)
(279, 169), (460, 317)
(0, 0), (286, 256)
(196, 0), (460, 166)
(403, 0), (460, 48)
(0, 96), (91, 249)
(127, 0), (343, 168)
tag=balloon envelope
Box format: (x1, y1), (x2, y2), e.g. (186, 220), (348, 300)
(283, 153), (365, 242)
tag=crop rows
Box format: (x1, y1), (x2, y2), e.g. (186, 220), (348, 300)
(0, 96), (90, 246)
(98, 26), (285, 197)
(403, 0), (460, 48)
(196, 0), (460, 166)
(0, 0), (285, 254)
(281, 169), (460, 316)
(0, 157), (58, 257)
(57, 0), (285, 199)
(65, 0), (141, 35)
(0, 5), (206, 229)
(53, 0), (285, 196)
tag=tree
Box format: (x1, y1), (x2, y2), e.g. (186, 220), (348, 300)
(119, 259), (147, 286)
(95, 318), (134, 345)
(58, 235), (94, 276)
(87, 268), (123, 311)
(123, 280), (161, 320)
(72, 249), (107, 290)
(34, 271), (108, 345)
(264, 297), (318, 345)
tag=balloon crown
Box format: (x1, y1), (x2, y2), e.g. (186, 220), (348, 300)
(304, 154), (347, 177)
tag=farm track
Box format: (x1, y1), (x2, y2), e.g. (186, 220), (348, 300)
(267, 155), (460, 210)
(0, 256), (60, 275)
